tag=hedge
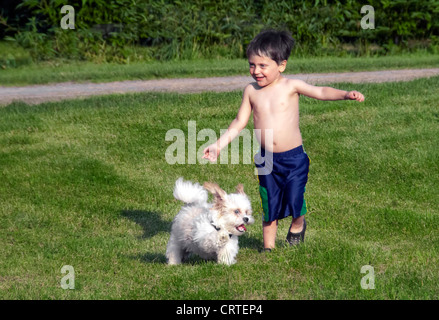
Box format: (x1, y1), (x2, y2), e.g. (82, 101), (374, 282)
(1, 0), (438, 62)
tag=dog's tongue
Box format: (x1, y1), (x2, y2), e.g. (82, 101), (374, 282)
(237, 224), (247, 232)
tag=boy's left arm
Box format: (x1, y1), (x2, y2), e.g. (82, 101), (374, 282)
(292, 79), (364, 102)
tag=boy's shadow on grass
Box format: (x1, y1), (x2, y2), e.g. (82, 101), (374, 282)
(121, 209), (171, 264)
(121, 209), (261, 265)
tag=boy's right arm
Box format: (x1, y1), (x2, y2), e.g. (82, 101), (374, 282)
(203, 85), (253, 162)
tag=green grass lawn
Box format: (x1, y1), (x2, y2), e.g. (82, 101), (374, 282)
(0, 76), (438, 299)
(1, 52), (438, 86)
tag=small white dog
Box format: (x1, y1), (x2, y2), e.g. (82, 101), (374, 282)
(166, 178), (254, 265)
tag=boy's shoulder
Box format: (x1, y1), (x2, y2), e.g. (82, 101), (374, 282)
(283, 77), (309, 88)
(283, 77), (314, 95)
(244, 82), (259, 91)
(243, 82), (259, 98)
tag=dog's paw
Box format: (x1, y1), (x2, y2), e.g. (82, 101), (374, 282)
(218, 231), (229, 247)
(217, 249), (236, 265)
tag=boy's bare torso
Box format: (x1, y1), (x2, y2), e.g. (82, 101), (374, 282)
(248, 77), (302, 153)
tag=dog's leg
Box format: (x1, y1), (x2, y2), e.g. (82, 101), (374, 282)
(166, 235), (184, 265)
(217, 246), (236, 265)
(217, 239), (239, 265)
(217, 236), (239, 265)
(217, 229), (230, 248)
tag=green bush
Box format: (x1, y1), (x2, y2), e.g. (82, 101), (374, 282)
(1, 0), (438, 63)
(0, 41), (32, 68)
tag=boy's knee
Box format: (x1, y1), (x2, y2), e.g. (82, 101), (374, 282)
(262, 220), (277, 227)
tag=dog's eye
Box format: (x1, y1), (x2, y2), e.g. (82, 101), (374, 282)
(234, 209), (240, 214)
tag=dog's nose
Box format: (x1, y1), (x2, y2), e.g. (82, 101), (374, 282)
(243, 217), (249, 223)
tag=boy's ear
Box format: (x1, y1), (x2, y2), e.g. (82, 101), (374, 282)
(278, 60), (287, 73)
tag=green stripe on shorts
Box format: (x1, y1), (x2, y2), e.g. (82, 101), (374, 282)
(300, 187), (307, 216)
(259, 185), (269, 222)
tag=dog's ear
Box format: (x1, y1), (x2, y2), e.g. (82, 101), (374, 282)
(203, 182), (227, 199)
(204, 182), (228, 215)
(236, 184), (245, 195)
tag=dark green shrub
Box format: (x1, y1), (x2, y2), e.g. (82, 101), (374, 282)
(2, 0), (438, 63)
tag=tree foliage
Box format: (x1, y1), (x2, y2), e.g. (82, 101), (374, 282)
(1, 0), (438, 62)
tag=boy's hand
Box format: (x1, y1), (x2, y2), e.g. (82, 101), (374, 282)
(345, 91), (365, 102)
(203, 144), (220, 162)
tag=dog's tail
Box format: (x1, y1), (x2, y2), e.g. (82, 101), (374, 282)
(173, 177), (208, 204)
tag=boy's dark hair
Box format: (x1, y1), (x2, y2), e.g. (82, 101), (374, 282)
(246, 29), (295, 65)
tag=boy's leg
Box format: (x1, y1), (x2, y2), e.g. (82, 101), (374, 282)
(290, 215), (305, 233)
(262, 220), (278, 249)
(286, 215), (307, 246)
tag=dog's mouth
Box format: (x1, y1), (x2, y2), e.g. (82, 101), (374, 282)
(236, 224), (247, 233)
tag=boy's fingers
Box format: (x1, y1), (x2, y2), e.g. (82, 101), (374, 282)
(352, 92), (364, 102)
(202, 148), (217, 161)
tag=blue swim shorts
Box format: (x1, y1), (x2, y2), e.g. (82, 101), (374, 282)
(254, 145), (310, 222)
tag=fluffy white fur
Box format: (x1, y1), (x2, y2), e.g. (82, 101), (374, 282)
(166, 177), (254, 265)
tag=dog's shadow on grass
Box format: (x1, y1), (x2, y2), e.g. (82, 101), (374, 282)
(121, 209), (170, 238)
(121, 209), (170, 264)
(121, 209), (262, 265)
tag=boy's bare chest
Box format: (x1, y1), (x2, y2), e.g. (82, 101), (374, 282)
(251, 91), (298, 115)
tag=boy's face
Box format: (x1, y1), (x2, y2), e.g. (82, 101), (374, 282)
(248, 54), (287, 88)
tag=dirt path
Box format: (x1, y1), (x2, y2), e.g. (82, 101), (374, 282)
(1, 68), (438, 106)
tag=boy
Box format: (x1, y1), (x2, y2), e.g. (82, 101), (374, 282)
(202, 30), (364, 250)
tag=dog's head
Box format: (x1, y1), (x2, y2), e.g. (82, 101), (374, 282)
(203, 182), (254, 236)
